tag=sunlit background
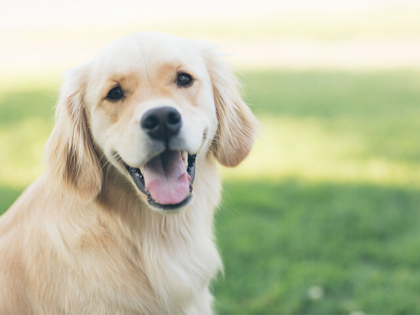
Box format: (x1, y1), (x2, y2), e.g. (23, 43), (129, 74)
(1, 0), (420, 313)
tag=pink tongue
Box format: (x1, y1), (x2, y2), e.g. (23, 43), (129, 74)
(142, 151), (190, 205)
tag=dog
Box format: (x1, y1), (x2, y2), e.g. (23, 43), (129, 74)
(0, 32), (257, 314)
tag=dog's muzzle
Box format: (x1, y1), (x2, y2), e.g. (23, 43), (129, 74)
(123, 106), (197, 211)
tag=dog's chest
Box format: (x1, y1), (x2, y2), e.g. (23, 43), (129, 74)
(138, 233), (221, 312)
(73, 227), (222, 313)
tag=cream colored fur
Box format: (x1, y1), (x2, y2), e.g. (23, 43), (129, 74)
(0, 32), (257, 314)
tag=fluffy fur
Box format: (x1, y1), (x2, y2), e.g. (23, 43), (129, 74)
(0, 32), (257, 314)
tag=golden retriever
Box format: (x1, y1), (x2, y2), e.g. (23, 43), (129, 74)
(0, 32), (257, 314)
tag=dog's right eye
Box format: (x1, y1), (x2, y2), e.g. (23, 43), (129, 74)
(107, 87), (124, 101)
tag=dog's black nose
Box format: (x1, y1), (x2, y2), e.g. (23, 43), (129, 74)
(141, 106), (182, 141)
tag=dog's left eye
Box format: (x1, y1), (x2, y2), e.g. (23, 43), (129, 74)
(107, 87), (124, 101)
(176, 73), (193, 87)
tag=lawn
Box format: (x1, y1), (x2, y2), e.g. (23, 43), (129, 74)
(1, 70), (420, 314)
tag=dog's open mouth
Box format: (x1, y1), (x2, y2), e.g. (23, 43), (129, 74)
(124, 151), (196, 210)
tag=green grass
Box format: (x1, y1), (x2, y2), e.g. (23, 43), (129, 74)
(244, 70), (420, 163)
(223, 70), (420, 189)
(1, 70), (420, 314)
(214, 180), (420, 314)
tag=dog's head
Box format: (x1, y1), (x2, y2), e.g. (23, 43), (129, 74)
(44, 32), (257, 213)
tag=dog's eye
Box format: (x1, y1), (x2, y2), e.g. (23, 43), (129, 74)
(176, 73), (193, 87)
(107, 87), (124, 101)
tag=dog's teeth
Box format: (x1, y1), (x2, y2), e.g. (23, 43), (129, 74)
(182, 151), (188, 168)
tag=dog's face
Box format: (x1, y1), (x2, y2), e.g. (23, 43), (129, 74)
(86, 34), (217, 210)
(45, 33), (257, 213)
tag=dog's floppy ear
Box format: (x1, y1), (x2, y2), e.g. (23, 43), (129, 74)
(201, 46), (258, 167)
(44, 64), (102, 201)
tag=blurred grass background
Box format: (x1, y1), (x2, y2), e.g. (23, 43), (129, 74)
(1, 0), (420, 314)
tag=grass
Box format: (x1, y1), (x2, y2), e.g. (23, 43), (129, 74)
(223, 70), (420, 187)
(214, 180), (420, 314)
(1, 70), (420, 314)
